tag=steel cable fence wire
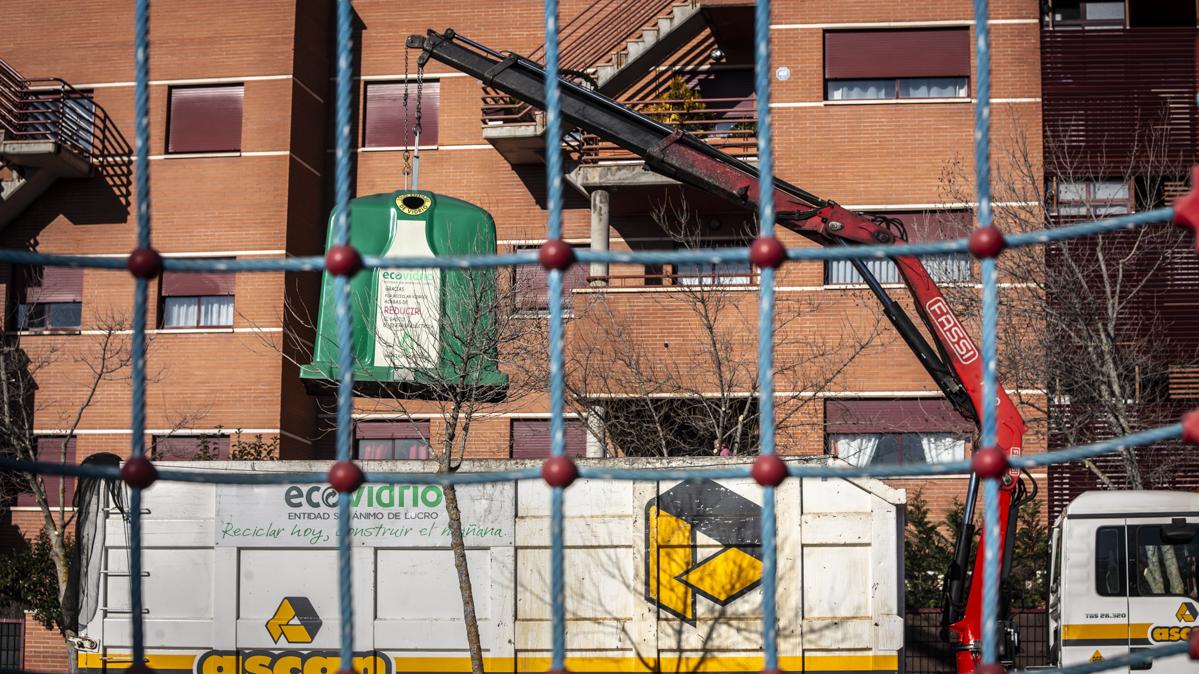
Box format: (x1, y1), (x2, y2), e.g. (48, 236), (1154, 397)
(0, 0), (1190, 671)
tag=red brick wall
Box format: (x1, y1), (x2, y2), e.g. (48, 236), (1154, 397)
(22, 614), (65, 673)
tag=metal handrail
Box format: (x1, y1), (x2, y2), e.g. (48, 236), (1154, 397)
(0, 58), (111, 167)
(587, 268), (759, 288)
(481, 0), (691, 125)
(577, 95), (757, 164)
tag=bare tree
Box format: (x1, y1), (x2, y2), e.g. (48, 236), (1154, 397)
(0, 308), (140, 672)
(938, 116), (1198, 489)
(564, 198), (886, 457)
(274, 255), (546, 674)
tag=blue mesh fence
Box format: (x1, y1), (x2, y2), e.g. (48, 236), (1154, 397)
(0, 0), (1196, 672)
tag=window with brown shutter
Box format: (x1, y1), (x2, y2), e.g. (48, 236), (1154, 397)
(824, 29), (970, 101)
(17, 438), (77, 507)
(825, 211), (973, 284)
(363, 81), (440, 148)
(152, 435), (230, 461)
(159, 269), (235, 328)
(16, 266), (83, 330)
(824, 399), (972, 467)
(514, 245), (590, 311)
(167, 85), (244, 153)
(510, 419), (587, 458)
(355, 421), (431, 460)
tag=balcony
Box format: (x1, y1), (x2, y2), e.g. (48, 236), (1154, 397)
(0, 57), (124, 228)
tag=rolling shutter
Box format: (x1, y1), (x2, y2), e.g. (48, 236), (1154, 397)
(825, 29), (970, 79)
(825, 399), (975, 434)
(168, 85), (244, 153)
(511, 419), (587, 458)
(160, 270), (236, 297)
(20, 266), (83, 303)
(364, 81), (440, 148)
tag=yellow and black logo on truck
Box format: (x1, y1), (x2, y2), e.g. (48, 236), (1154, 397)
(1148, 601), (1198, 643)
(645, 480), (763, 623)
(266, 596), (322, 644)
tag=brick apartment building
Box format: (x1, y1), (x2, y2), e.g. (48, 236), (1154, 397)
(1, 0), (1195, 669)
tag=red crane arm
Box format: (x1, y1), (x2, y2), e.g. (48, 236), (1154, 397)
(406, 29), (1030, 671)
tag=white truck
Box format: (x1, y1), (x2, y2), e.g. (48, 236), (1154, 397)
(71, 459), (907, 674)
(1048, 490), (1199, 674)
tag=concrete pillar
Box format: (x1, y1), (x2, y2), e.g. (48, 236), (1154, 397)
(589, 189), (610, 285)
(585, 407), (606, 458)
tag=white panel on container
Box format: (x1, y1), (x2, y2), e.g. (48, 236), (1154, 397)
(514, 618), (632, 651)
(142, 482), (215, 518)
(803, 546), (870, 617)
(519, 478), (632, 517)
(238, 549), (339, 619)
(375, 548), (492, 620)
(105, 549), (213, 619)
(801, 479), (872, 513)
(516, 547), (634, 620)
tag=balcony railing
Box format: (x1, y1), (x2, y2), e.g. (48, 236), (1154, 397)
(587, 268), (759, 288)
(577, 96), (757, 164)
(0, 58), (115, 166)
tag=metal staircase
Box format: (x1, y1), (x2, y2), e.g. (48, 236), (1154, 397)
(0, 58), (107, 229)
(480, 0), (709, 164)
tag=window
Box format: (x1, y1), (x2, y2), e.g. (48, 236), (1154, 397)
(825, 398), (974, 466)
(604, 398), (760, 457)
(0, 617), (21, 670)
(1053, 179), (1133, 218)
(151, 435), (230, 461)
(1052, 0), (1125, 27)
(1128, 0), (1196, 27)
(514, 245), (590, 311)
(674, 260), (754, 286)
(355, 421), (431, 460)
(363, 81), (440, 148)
(825, 212), (972, 285)
(1132, 524), (1199, 599)
(511, 419), (587, 458)
(167, 85), (244, 153)
(16, 437), (76, 507)
(830, 432), (967, 466)
(159, 270), (235, 328)
(15, 266), (83, 330)
(824, 29), (970, 101)
(1095, 526), (1127, 596)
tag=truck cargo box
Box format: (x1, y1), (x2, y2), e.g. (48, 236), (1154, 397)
(76, 459), (905, 674)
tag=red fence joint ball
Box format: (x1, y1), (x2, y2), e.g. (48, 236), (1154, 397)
(541, 455), (578, 488)
(971, 446), (1008, 479)
(968, 227), (1006, 259)
(127, 247), (163, 279)
(752, 454), (789, 486)
(749, 236), (787, 269)
(1173, 166), (1199, 255)
(326, 245), (364, 277)
(121, 456), (158, 489)
(1183, 409), (1199, 445)
(328, 461), (366, 493)
(539, 239), (575, 271)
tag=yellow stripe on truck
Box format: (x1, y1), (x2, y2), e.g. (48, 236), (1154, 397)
(81, 652), (899, 673)
(78, 653), (197, 670)
(1062, 623), (1152, 640)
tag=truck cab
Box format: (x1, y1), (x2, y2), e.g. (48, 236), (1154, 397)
(1049, 491), (1199, 673)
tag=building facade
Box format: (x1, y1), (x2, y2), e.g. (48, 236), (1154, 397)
(14, 0), (1196, 668)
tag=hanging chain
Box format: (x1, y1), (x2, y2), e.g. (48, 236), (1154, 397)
(414, 63), (424, 142)
(409, 61), (425, 190)
(401, 48), (412, 186)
